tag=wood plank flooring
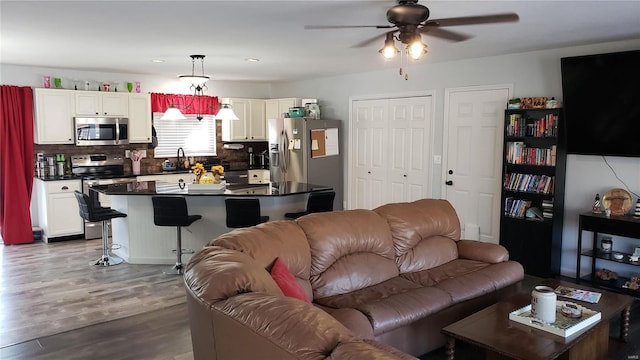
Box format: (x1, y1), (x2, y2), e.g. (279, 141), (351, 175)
(1, 239), (639, 359)
(0, 239), (191, 359)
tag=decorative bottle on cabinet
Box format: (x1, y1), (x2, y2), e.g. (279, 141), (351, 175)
(499, 107), (567, 277)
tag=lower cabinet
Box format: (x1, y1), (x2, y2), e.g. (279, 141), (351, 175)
(35, 179), (83, 242)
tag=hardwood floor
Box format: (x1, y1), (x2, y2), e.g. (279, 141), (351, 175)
(1, 240), (638, 359)
(0, 239), (192, 359)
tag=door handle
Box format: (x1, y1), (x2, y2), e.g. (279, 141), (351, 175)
(445, 180), (453, 186)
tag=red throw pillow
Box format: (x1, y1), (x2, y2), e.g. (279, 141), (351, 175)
(270, 257), (311, 303)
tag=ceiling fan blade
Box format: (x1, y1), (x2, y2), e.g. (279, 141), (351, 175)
(304, 25), (394, 30)
(351, 31), (395, 48)
(424, 13), (519, 27)
(420, 27), (472, 42)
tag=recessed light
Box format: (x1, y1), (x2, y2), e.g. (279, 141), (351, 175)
(245, 58), (260, 62)
(151, 59), (165, 63)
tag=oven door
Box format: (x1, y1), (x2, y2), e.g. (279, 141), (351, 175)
(75, 117), (129, 146)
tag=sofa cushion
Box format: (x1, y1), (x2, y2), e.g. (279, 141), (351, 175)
(298, 210), (398, 298)
(271, 257), (311, 303)
(315, 277), (452, 335)
(184, 246), (283, 303)
(401, 259), (525, 302)
(374, 199), (461, 273)
(211, 220), (313, 301)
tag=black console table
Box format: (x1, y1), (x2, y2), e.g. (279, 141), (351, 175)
(576, 212), (640, 296)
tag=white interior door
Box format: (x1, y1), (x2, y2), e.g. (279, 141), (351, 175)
(443, 86), (511, 243)
(351, 99), (388, 209)
(350, 95), (433, 209)
(388, 97), (432, 203)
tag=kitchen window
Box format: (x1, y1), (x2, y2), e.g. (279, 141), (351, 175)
(153, 113), (217, 158)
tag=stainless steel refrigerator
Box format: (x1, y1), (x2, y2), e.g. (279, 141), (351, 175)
(268, 117), (343, 210)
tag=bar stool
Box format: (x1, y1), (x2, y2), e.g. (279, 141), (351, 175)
(284, 191), (336, 220)
(225, 198), (269, 228)
(151, 196), (202, 275)
(74, 191), (127, 266)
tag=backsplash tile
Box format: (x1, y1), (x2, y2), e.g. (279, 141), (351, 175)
(34, 122), (267, 173)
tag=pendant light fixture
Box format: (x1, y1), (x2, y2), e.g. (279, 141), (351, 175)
(162, 55), (229, 121)
(215, 98), (239, 121)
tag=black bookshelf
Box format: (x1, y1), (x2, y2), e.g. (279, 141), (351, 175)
(576, 212), (640, 297)
(499, 108), (566, 277)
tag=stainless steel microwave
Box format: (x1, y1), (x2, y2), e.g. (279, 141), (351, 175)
(75, 117), (129, 146)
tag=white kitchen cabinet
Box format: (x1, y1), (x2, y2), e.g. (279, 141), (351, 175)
(222, 98), (267, 141)
(128, 93), (152, 143)
(34, 88), (75, 144)
(35, 179), (83, 242)
(74, 91), (128, 116)
(265, 98), (301, 120)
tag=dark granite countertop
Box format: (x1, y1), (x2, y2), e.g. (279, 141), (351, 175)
(92, 181), (331, 197)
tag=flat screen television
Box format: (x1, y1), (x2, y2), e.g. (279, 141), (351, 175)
(560, 50), (640, 157)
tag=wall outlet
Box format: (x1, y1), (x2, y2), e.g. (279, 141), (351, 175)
(125, 150), (131, 158)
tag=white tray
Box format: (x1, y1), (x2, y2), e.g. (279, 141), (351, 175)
(509, 300), (601, 338)
(187, 182), (226, 193)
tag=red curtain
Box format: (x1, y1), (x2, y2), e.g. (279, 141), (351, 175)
(150, 93), (220, 115)
(0, 86), (34, 245)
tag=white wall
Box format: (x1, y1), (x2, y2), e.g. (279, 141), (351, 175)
(0, 64), (271, 99)
(271, 39), (640, 278)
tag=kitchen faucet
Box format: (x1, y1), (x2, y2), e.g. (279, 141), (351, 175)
(177, 147), (185, 170)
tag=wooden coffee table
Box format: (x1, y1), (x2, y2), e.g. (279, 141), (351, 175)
(441, 278), (633, 360)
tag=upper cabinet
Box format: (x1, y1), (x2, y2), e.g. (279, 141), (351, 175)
(34, 88), (75, 144)
(128, 93), (152, 143)
(34, 89), (151, 144)
(265, 98), (301, 120)
(222, 98), (267, 141)
(75, 91), (128, 116)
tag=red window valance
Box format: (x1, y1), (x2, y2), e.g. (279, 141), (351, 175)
(150, 92), (219, 115)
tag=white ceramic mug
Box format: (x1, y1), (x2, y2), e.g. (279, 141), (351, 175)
(531, 285), (556, 323)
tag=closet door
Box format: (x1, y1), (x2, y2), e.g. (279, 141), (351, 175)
(350, 96), (433, 209)
(351, 99), (388, 209)
(388, 97), (432, 203)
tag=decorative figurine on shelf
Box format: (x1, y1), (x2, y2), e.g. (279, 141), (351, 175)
(592, 193), (602, 213)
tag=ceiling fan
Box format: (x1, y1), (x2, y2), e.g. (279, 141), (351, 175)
(305, 0), (519, 60)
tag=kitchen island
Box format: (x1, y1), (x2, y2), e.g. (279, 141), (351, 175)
(94, 181), (332, 264)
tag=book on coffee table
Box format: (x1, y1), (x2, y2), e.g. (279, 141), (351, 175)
(509, 300), (601, 338)
(554, 285), (602, 303)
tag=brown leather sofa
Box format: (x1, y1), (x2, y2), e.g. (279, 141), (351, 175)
(184, 199), (524, 359)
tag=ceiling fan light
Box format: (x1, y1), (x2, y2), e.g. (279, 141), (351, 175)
(379, 44), (400, 59)
(408, 40), (428, 60)
(161, 104), (187, 120)
(379, 33), (400, 59)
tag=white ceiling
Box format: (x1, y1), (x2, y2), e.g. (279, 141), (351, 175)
(2, 1), (639, 82)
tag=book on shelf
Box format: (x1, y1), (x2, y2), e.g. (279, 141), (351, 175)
(554, 286), (602, 304)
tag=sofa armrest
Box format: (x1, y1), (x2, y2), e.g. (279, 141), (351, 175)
(212, 292), (356, 359)
(330, 340), (419, 359)
(457, 240), (509, 263)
